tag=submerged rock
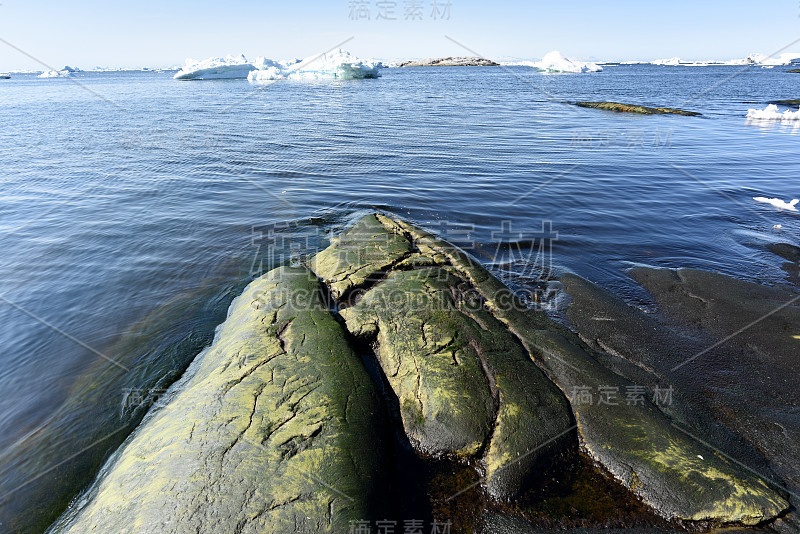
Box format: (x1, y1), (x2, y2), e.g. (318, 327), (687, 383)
(51, 267), (386, 534)
(786, 69), (800, 73)
(313, 215), (576, 499)
(576, 101), (702, 116)
(398, 57), (499, 67)
(769, 99), (800, 106)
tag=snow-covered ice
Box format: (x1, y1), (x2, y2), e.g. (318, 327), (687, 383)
(248, 49), (381, 82)
(174, 54), (258, 80)
(174, 50), (381, 82)
(529, 51), (602, 73)
(746, 104), (800, 121)
(38, 69), (71, 78)
(753, 197), (799, 212)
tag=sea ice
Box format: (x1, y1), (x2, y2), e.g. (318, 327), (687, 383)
(38, 69), (71, 78)
(753, 197), (799, 212)
(530, 51), (602, 73)
(652, 57), (682, 66)
(173, 54), (258, 80)
(248, 49), (381, 83)
(746, 104), (800, 121)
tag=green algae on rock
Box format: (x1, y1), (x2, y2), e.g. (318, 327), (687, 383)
(313, 215), (576, 500)
(366, 215), (787, 525)
(311, 214), (413, 300)
(576, 101), (702, 116)
(51, 266), (386, 534)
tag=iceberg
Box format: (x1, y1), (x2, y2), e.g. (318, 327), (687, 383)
(248, 49), (381, 83)
(38, 69), (71, 78)
(530, 51), (602, 73)
(174, 54), (258, 80)
(746, 104), (800, 121)
(652, 57), (682, 66)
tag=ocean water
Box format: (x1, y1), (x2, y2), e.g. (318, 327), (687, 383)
(1, 64), (799, 532)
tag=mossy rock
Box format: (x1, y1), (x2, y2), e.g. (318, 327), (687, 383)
(314, 215), (576, 499)
(50, 267), (386, 534)
(576, 101), (701, 116)
(371, 215), (787, 525)
(311, 214), (412, 299)
(769, 99), (800, 106)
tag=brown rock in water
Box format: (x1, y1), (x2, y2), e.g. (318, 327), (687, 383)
(399, 57), (500, 67)
(576, 101), (701, 116)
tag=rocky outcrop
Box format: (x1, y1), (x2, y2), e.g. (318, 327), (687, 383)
(52, 267), (386, 534)
(314, 215), (576, 500)
(786, 69), (800, 73)
(576, 101), (701, 116)
(366, 217), (787, 525)
(769, 99), (800, 106)
(398, 57), (499, 67)
(50, 215), (793, 532)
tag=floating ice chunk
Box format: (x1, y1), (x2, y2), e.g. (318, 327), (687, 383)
(38, 69), (71, 78)
(652, 57), (682, 66)
(753, 197), (799, 212)
(173, 54), (257, 80)
(248, 49), (381, 83)
(531, 51), (602, 73)
(747, 104), (800, 121)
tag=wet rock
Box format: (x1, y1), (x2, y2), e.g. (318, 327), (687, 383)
(559, 273), (795, 525)
(379, 223), (789, 523)
(311, 214), (412, 300)
(314, 216), (575, 500)
(786, 69), (800, 73)
(51, 267), (386, 534)
(767, 243), (800, 286)
(576, 101), (701, 116)
(769, 99), (800, 106)
(399, 57), (500, 67)
(628, 267), (800, 501)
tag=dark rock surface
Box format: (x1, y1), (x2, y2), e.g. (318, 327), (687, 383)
(576, 101), (702, 116)
(768, 99), (800, 106)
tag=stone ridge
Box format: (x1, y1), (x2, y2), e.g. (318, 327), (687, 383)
(576, 101), (701, 116)
(370, 214), (789, 525)
(52, 266), (386, 534)
(312, 214), (576, 500)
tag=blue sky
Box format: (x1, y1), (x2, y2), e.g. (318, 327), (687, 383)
(1, 0), (799, 70)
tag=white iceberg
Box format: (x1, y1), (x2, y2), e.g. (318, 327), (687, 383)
(38, 69), (71, 78)
(746, 104), (800, 121)
(530, 51), (602, 73)
(174, 54), (258, 80)
(652, 57), (682, 66)
(753, 197), (799, 212)
(248, 49), (381, 83)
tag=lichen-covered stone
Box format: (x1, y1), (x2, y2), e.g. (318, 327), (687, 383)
(316, 216), (576, 500)
(370, 215), (787, 525)
(311, 214), (412, 299)
(51, 266), (386, 534)
(576, 101), (701, 116)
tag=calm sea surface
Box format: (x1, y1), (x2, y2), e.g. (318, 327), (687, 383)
(1, 64), (798, 531)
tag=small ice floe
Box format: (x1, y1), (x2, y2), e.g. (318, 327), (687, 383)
(774, 224), (783, 230)
(38, 69), (71, 78)
(173, 54), (257, 80)
(746, 104), (800, 121)
(753, 197), (799, 211)
(530, 51), (603, 73)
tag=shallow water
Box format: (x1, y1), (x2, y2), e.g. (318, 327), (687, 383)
(1, 64), (798, 531)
